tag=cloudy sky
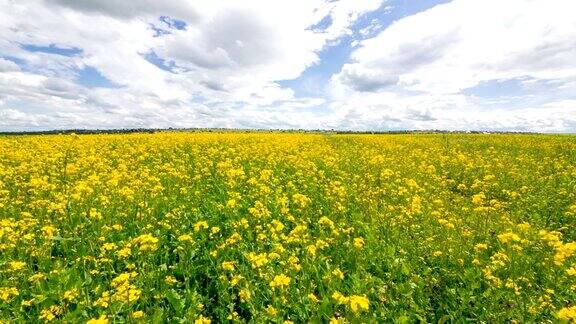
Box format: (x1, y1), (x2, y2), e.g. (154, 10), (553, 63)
(1, 0), (575, 132)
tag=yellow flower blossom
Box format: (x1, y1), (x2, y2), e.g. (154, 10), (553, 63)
(498, 232), (521, 244)
(0, 287), (19, 302)
(270, 274), (291, 289)
(472, 192), (485, 205)
(475, 243), (488, 252)
(239, 288), (251, 302)
(39, 305), (62, 322)
(349, 295), (370, 313)
(558, 306), (576, 322)
(194, 221), (209, 232)
(195, 315), (211, 324)
(247, 252), (269, 268)
(308, 293), (319, 303)
(131, 234), (159, 253)
(354, 237), (365, 249)
(8, 261), (26, 271)
(87, 315), (108, 324)
(292, 193), (311, 208)
(28, 273), (46, 283)
(221, 261), (235, 271)
(332, 291), (349, 304)
(178, 234), (193, 242)
(63, 288), (79, 302)
(332, 268), (345, 280)
(164, 275), (178, 285)
(266, 305), (278, 316)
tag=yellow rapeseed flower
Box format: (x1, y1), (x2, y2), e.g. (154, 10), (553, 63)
(349, 295), (370, 313)
(558, 306), (576, 322)
(221, 261), (235, 271)
(194, 221), (209, 232)
(354, 237), (365, 249)
(87, 315), (108, 324)
(195, 315), (211, 324)
(270, 274), (291, 289)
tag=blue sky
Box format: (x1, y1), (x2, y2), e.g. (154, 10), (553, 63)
(0, 0), (575, 132)
(279, 0), (453, 98)
(21, 44), (82, 56)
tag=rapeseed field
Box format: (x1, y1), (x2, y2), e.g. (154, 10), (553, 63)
(1, 132), (575, 323)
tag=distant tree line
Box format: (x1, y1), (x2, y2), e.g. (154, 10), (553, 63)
(0, 128), (541, 136)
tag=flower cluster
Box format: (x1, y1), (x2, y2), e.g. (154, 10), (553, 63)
(0, 132), (575, 322)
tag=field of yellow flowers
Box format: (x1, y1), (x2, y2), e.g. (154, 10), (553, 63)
(1, 132), (576, 323)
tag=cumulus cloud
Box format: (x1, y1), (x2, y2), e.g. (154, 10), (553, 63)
(0, 58), (20, 72)
(0, 0), (384, 131)
(45, 0), (200, 21)
(329, 0), (576, 132)
(333, 0), (576, 94)
(0, 0), (575, 132)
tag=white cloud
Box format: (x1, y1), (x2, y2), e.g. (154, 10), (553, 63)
(45, 0), (200, 21)
(333, 0), (576, 94)
(0, 0), (383, 130)
(0, 58), (19, 72)
(152, 0), (382, 104)
(0, 0), (575, 132)
(328, 0), (576, 132)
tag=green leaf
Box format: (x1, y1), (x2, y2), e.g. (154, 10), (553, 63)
(151, 308), (165, 324)
(166, 289), (185, 315)
(438, 315), (451, 324)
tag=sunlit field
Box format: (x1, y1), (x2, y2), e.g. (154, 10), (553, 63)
(1, 132), (576, 323)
